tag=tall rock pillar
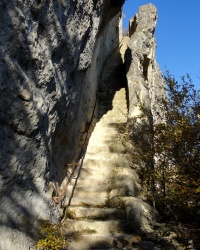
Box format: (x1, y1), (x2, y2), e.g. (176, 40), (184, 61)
(124, 4), (165, 231)
(126, 4), (165, 126)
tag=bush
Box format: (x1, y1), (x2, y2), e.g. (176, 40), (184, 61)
(35, 220), (68, 250)
(129, 71), (200, 223)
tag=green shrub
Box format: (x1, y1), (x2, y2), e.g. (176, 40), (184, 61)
(35, 220), (68, 250)
(129, 71), (200, 223)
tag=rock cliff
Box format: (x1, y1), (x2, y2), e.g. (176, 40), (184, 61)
(125, 4), (165, 222)
(0, 1), (165, 249)
(0, 0), (124, 249)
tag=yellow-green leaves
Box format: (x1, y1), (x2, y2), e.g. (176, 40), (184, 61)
(35, 220), (68, 250)
(130, 71), (200, 222)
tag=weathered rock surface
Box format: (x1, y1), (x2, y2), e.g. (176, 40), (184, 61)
(126, 4), (165, 125)
(124, 2), (164, 237)
(125, 197), (157, 234)
(0, 0), (125, 249)
(125, 4), (166, 185)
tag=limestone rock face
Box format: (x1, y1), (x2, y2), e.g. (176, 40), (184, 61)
(0, 0), (124, 249)
(126, 4), (165, 124)
(125, 4), (165, 233)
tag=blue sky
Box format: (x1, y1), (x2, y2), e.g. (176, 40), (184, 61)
(123, 0), (200, 89)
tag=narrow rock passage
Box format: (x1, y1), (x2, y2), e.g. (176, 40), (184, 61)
(62, 44), (141, 249)
(63, 79), (141, 249)
(69, 86), (128, 206)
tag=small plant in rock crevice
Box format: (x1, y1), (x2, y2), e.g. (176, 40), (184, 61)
(35, 220), (68, 250)
(64, 207), (76, 219)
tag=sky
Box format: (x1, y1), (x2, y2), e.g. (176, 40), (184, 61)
(123, 0), (200, 89)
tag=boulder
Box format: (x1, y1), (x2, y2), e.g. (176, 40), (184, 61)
(125, 197), (157, 234)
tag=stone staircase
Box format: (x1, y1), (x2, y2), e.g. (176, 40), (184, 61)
(62, 76), (143, 249)
(59, 19), (158, 250)
(60, 43), (153, 249)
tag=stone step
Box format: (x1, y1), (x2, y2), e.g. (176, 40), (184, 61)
(69, 172), (134, 187)
(67, 187), (115, 200)
(80, 160), (132, 176)
(86, 142), (126, 154)
(90, 126), (119, 135)
(97, 113), (127, 121)
(97, 113), (127, 122)
(86, 144), (110, 153)
(67, 184), (133, 201)
(97, 108), (127, 117)
(65, 219), (131, 235)
(82, 157), (131, 166)
(94, 121), (126, 130)
(84, 152), (129, 162)
(88, 137), (120, 146)
(98, 111), (127, 117)
(87, 137), (123, 146)
(68, 195), (139, 209)
(88, 131), (119, 139)
(66, 234), (140, 250)
(75, 165), (136, 179)
(71, 166), (139, 190)
(68, 177), (139, 200)
(89, 126), (125, 136)
(66, 81), (132, 247)
(89, 125), (116, 132)
(86, 143), (126, 155)
(69, 197), (107, 207)
(83, 154), (133, 166)
(65, 207), (126, 220)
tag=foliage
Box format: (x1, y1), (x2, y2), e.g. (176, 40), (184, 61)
(130, 71), (200, 222)
(155, 72), (200, 221)
(35, 220), (68, 250)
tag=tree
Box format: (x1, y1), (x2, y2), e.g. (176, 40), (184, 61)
(155, 72), (200, 222)
(130, 71), (200, 223)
